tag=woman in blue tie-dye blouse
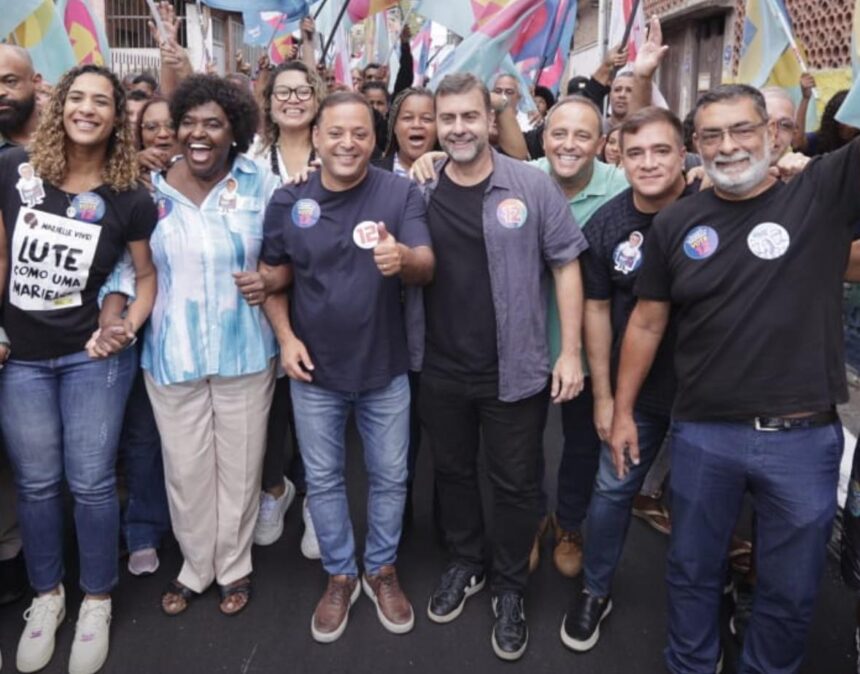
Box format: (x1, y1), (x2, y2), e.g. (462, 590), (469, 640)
(141, 74), (280, 618)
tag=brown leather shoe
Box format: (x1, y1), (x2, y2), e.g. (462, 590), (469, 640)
(528, 516), (550, 574)
(311, 575), (360, 643)
(362, 565), (414, 634)
(553, 527), (584, 578)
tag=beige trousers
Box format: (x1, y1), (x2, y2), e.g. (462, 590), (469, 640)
(145, 363), (275, 592)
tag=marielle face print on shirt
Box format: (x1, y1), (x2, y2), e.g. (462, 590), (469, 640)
(9, 163), (104, 311)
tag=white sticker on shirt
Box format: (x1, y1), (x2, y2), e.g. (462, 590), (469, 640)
(217, 178), (239, 214)
(15, 163), (45, 208)
(9, 207), (102, 311)
(353, 221), (380, 249)
(747, 222), (790, 260)
(613, 231), (644, 274)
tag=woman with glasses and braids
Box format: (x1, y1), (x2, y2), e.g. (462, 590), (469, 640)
(250, 60), (327, 559)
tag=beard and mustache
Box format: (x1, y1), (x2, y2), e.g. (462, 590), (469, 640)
(0, 94), (36, 138)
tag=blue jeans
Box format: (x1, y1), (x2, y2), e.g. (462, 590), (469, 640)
(0, 348), (137, 594)
(120, 369), (170, 553)
(290, 375), (410, 577)
(666, 419), (842, 674)
(584, 410), (670, 597)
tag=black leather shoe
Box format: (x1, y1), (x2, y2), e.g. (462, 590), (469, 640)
(491, 592), (528, 661)
(427, 562), (485, 624)
(560, 590), (612, 652)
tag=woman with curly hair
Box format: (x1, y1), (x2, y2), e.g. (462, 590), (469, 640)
(251, 60), (325, 560)
(143, 74), (279, 617)
(0, 64), (156, 674)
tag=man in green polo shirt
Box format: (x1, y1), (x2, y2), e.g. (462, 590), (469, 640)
(529, 95), (628, 578)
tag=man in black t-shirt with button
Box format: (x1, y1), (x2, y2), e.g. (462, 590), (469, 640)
(612, 84), (860, 673)
(560, 107), (696, 654)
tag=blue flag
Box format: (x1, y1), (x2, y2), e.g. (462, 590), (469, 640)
(202, 0), (309, 14)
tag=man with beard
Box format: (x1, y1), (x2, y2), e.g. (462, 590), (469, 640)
(421, 73), (587, 661)
(0, 43), (40, 613)
(0, 46), (40, 149)
(611, 83), (860, 673)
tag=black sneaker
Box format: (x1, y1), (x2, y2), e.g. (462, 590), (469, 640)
(560, 590), (613, 652)
(729, 579), (753, 646)
(427, 562), (485, 623)
(491, 592), (528, 661)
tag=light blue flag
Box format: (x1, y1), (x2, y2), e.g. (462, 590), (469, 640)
(837, 0), (860, 127)
(203, 0), (308, 14)
(413, 0), (473, 38)
(736, 0), (791, 88)
(429, 0), (542, 91)
(9, 0), (76, 85)
(0, 0), (43, 41)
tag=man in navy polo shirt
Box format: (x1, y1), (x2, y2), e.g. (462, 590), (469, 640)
(260, 91), (434, 644)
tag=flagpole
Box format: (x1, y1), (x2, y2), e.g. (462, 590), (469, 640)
(610, 0), (641, 78)
(762, 0), (818, 99)
(313, 0), (332, 20)
(321, 0), (350, 64)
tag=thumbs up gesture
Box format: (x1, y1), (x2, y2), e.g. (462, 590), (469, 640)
(373, 222), (402, 277)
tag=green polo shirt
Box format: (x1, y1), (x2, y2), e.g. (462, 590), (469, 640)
(531, 157), (628, 370)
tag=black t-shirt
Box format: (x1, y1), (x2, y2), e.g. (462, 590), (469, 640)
(582, 184), (698, 417)
(423, 171), (497, 382)
(261, 166), (432, 393)
(0, 147), (156, 361)
(635, 138), (860, 420)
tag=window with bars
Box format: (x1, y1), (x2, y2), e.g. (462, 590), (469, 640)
(106, 0), (187, 49)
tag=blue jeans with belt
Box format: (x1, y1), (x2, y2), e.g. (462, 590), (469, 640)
(0, 348), (137, 594)
(290, 374), (410, 577)
(665, 419), (842, 674)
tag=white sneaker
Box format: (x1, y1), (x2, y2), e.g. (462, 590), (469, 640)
(128, 548), (160, 576)
(301, 497), (321, 560)
(253, 477), (296, 546)
(16, 585), (66, 673)
(68, 597), (111, 674)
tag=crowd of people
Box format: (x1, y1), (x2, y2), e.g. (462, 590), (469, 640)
(0, 5), (859, 673)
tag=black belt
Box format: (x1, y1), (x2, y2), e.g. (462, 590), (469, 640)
(747, 410), (838, 432)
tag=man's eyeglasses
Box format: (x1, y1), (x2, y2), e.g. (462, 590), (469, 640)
(272, 86), (314, 102)
(697, 121), (767, 147)
(493, 87), (517, 97)
(775, 119), (797, 133)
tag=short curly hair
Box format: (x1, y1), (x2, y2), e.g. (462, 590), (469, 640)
(29, 64), (139, 191)
(170, 74), (259, 159)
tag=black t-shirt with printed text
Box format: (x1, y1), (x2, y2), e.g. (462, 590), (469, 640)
(0, 147), (156, 361)
(581, 183), (698, 417)
(634, 138), (860, 420)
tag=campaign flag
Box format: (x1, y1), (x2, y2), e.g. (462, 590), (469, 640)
(411, 20), (432, 80)
(243, 10), (298, 63)
(346, 0), (398, 25)
(429, 0), (542, 89)
(510, 0), (577, 93)
(9, 0), (76, 85)
(332, 17), (353, 88)
(735, 0), (792, 87)
(56, 0), (111, 67)
(0, 0), (44, 45)
(837, 0), (860, 127)
(413, 0), (473, 38)
(608, 0), (646, 63)
(203, 0), (309, 13)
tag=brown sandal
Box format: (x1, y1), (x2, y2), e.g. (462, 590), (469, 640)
(218, 578), (251, 616)
(161, 579), (196, 616)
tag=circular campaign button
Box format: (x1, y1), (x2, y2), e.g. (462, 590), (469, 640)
(683, 225), (719, 260)
(291, 199), (321, 228)
(70, 192), (106, 222)
(353, 221), (380, 249)
(496, 198), (528, 229)
(157, 197), (173, 220)
(747, 222), (790, 260)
